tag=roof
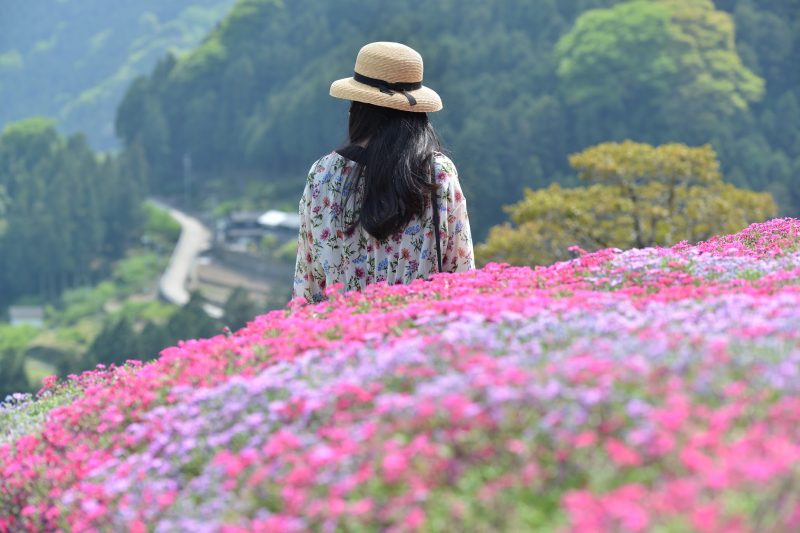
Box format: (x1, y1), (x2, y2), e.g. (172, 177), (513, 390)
(226, 211), (262, 223)
(9, 305), (44, 320)
(258, 210), (300, 230)
(9, 305), (45, 326)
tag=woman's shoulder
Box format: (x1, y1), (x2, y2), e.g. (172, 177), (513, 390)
(311, 150), (346, 171)
(432, 151), (458, 184)
(433, 151), (455, 166)
(306, 151), (350, 184)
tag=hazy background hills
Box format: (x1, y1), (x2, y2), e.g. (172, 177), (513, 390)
(0, 0), (236, 149)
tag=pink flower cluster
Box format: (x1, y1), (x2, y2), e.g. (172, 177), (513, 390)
(2, 218), (800, 532)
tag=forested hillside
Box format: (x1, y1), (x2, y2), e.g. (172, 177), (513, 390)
(0, 119), (146, 302)
(0, 0), (236, 149)
(116, 0), (799, 239)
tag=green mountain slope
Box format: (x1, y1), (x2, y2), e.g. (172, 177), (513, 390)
(0, 0), (236, 149)
(116, 0), (800, 238)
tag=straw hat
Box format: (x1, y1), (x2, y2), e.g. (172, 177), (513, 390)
(330, 42), (442, 113)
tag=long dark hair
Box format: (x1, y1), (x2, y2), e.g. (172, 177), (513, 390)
(337, 101), (441, 241)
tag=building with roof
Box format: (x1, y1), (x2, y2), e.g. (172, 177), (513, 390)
(9, 305), (44, 327)
(217, 209), (300, 247)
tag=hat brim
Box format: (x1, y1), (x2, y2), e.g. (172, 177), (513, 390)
(330, 77), (442, 113)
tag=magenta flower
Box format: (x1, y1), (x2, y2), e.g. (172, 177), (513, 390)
(2, 219), (800, 532)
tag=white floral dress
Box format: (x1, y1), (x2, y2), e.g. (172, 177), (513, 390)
(293, 151), (475, 303)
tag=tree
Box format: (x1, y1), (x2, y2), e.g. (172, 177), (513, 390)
(0, 118), (146, 302)
(0, 325), (37, 398)
(0, 347), (29, 399)
(556, 0), (764, 145)
(165, 290), (221, 342)
(85, 315), (142, 369)
(222, 286), (259, 333)
(139, 320), (173, 361)
(477, 141), (777, 267)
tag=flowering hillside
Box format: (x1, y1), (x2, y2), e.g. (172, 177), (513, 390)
(3, 219), (800, 532)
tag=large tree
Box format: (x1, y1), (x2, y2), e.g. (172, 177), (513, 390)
(556, 0), (764, 145)
(477, 141), (777, 267)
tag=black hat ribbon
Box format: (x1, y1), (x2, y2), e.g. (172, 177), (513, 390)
(353, 72), (419, 106)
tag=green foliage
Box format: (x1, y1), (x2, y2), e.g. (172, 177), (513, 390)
(115, 0), (612, 236)
(477, 141), (777, 267)
(255, 233), (297, 265)
(0, 325), (39, 353)
(0, 119), (147, 303)
(0, 325), (39, 397)
(143, 201), (182, 246)
(116, 300), (175, 324)
(166, 291), (222, 342)
(114, 0), (799, 240)
(556, 2), (679, 108)
(222, 287), (259, 332)
(36, 291), (205, 375)
(111, 252), (162, 298)
(30, 348), (79, 380)
(44, 248), (164, 329)
(85, 316), (141, 368)
(48, 283), (117, 328)
(274, 239), (298, 264)
(24, 319), (100, 378)
(24, 357), (57, 390)
(556, 0), (763, 145)
(139, 320), (175, 361)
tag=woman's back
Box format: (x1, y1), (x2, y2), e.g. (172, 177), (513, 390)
(293, 150), (473, 303)
(292, 41), (475, 303)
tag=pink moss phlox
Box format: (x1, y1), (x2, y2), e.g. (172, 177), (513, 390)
(1, 219), (800, 532)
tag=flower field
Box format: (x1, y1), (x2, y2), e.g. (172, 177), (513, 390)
(3, 219), (800, 532)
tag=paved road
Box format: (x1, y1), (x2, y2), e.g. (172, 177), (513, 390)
(149, 198), (223, 318)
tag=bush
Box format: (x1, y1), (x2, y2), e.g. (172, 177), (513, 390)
(142, 201), (181, 246)
(111, 251), (161, 297)
(47, 282), (116, 327)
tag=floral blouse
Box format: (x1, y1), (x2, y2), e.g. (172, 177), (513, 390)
(293, 151), (475, 303)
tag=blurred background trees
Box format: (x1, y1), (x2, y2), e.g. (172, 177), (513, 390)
(556, 0), (764, 146)
(4, 0), (796, 241)
(108, 0), (798, 236)
(0, 118), (147, 302)
(477, 142), (776, 266)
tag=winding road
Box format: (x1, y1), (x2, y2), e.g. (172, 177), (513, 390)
(149, 198), (223, 319)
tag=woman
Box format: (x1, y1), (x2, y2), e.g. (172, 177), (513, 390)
(293, 42), (474, 303)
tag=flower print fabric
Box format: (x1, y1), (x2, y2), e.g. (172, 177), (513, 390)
(293, 151), (475, 303)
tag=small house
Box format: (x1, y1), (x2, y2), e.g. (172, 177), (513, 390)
(9, 305), (44, 328)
